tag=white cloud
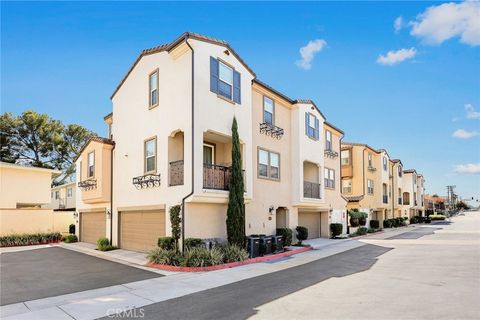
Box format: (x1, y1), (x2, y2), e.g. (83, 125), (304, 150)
(465, 103), (480, 119)
(453, 129), (479, 139)
(394, 16), (404, 32)
(454, 163), (480, 174)
(295, 39), (327, 70)
(410, 1), (480, 46)
(376, 47), (417, 65)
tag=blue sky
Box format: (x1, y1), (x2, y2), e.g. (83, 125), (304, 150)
(2, 1), (479, 200)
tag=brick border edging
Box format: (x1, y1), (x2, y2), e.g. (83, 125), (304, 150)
(145, 246), (312, 272)
(0, 240), (61, 248)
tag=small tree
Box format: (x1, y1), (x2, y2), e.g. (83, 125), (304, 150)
(169, 205), (181, 251)
(226, 117), (245, 247)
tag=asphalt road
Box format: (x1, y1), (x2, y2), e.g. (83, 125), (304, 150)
(0, 247), (160, 305)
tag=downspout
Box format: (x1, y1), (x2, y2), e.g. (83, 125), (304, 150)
(362, 148), (366, 198)
(181, 35), (194, 252)
(110, 144), (115, 245)
(339, 135), (348, 234)
(391, 165), (394, 219)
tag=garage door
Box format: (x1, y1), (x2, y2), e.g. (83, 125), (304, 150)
(120, 210), (165, 252)
(298, 212), (320, 239)
(80, 211), (106, 244)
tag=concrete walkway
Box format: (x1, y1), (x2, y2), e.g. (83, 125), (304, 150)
(0, 225), (421, 320)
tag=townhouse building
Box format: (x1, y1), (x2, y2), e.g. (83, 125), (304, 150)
(75, 32), (347, 252)
(50, 182), (76, 211)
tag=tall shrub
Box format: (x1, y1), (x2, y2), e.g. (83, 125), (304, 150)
(226, 117), (245, 247)
(169, 205), (181, 251)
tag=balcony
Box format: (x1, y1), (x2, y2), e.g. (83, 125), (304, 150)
(303, 181), (321, 199)
(78, 179), (97, 191)
(169, 160), (184, 186)
(368, 166), (377, 172)
(324, 149), (339, 158)
(259, 122), (284, 139)
(203, 164), (232, 191)
(132, 174), (161, 189)
(403, 199), (410, 205)
(383, 195), (388, 204)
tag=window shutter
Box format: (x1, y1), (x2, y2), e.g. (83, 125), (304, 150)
(305, 113), (309, 136)
(233, 70), (241, 104)
(210, 56), (219, 94)
(314, 118), (320, 140)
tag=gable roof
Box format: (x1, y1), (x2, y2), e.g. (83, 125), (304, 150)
(342, 142), (381, 154)
(74, 136), (115, 162)
(111, 32), (256, 99)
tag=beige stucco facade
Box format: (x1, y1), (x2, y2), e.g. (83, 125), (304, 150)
(50, 182), (76, 210)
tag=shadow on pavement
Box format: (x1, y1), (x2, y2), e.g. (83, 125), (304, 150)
(105, 244), (392, 320)
(387, 227), (442, 240)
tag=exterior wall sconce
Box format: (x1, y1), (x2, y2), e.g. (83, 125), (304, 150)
(73, 212), (79, 218)
(106, 210), (112, 218)
(268, 206), (275, 215)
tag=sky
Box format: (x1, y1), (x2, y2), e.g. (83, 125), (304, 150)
(2, 1), (479, 200)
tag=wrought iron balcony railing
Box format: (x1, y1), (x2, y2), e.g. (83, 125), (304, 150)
(78, 179), (97, 191)
(169, 160), (184, 186)
(132, 174), (161, 189)
(203, 164), (231, 191)
(303, 181), (321, 199)
(383, 195), (388, 204)
(324, 149), (339, 158)
(259, 122), (284, 139)
(403, 199), (410, 205)
(368, 166), (377, 172)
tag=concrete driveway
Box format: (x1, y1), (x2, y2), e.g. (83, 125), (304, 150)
(0, 247), (161, 306)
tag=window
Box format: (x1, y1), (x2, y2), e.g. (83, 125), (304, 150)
(263, 96), (274, 125)
(203, 143), (215, 165)
(368, 154), (373, 167)
(149, 69), (159, 108)
(51, 191), (53, 198)
(367, 179), (374, 195)
(342, 179), (352, 194)
(87, 152), (95, 178)
(305, 113), (319, 140)
(144, 138), (157, 173)
(398, 166), (403, 177)
(258, 149), (280, 180)
(324, 168), (335, 189)
(341, 150), (350, 165)
(325, 130), (332, 150)
(55, 191), (59, 200)
(210, 57), (241, 103)
(383, 157), (388, 171)
(67, 188), (72, 197)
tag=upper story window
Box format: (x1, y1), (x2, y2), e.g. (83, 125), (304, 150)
(398, 165), (403, 177)
(342, 179), (352, 194)
(368, 153), (373, 167)
(305, 113), (319, 140)
(145, 137), (157, 173)
(341, 150), (350, 165)
(67, 188), (73, 197)
(149, 69), (159, 108)
(383, 157), (388, 171)
(55, 191), (60, 200)
(367, 179), (374, 195)
(325, 130), (332, 151)
(210, 57), (241, 103)
(263, 96), (274, 125)
(324, 168), (335, 189)
(258, 148), (280, 180)
(203, 143), (215, 165)
(87, 152), (95, 178)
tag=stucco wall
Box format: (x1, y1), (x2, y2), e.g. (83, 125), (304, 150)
(0, 209), (75, 236)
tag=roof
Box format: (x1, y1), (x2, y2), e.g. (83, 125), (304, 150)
(104, 112), (113, 121)
(342, 142), (381, 154)
(0, 161), (61, 175)
(324, 121), (344, 135)
(391, 159), (403, 166)
(344, 195), (364, 202)
(111, 32), (256, 99)
(74, 136), (115, 162)
(403, 169), (417, 174)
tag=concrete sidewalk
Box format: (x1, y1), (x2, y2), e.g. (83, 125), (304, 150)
(0, 225), (421, 320)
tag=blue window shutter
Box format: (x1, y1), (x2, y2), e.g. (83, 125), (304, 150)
(315, 118), (320, 140)
(233, 70), (241, 104)
(210, 57), (219, 94)
(305, 113), (309, 136)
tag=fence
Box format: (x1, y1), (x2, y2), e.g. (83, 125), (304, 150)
(0, 209), (75, 236)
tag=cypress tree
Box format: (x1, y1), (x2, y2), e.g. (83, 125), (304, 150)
(226, 117), (245, 247)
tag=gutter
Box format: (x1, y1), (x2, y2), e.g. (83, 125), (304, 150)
(181, 35), (195, 252)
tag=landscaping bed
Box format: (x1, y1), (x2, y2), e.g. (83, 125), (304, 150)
(146, 246), (312, 272)
(0, 232), (63, 247)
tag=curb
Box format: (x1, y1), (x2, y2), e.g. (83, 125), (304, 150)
(146, 247), (312, 272)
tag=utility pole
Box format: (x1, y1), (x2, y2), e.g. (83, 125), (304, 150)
(446, 185), (456, 214)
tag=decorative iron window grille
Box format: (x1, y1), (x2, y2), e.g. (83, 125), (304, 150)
(368, 166), (377, 172)
(133, 174), (161, 189)
(78, 179), (97, 191)
(259, 122), (284, 139)
(324, 149), (339, 158)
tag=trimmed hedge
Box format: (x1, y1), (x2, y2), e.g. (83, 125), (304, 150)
(330, 223), (343, 238)
(158, 236), (175, 250)
(369, 220), (380, 229)
(276, 228), (293, 246)
(356, 227), (368, 236)
(184, 238), (203, 249)
(296, 226), (308, 244)
(0, 232), (62, 247)
(63, 234), (78, 243)
(429, 214), (446, 221)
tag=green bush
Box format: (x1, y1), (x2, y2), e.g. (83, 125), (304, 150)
(218, 244), (249, 263)
(97, 237), (110, 249)
(158, 236), (175, 250)
(63, 234), (78, 243)
(0, 232), (62, 247)
(369, 220), (380, 229)
(69, 224), (76, 234)
(349, 210), (368, 219)
(356, 227), (368, 236)
(169, 205), (181, 250)
(97, 245), (117, 251)
(148, 248), (183, 266)
(410, 216), (419, 224)
(295, 226), (308, 244)
(430, 214), (446, 221)
(182, 247), (224, 267)
(276, 228), (293, 246)
(367, 228), (375, 233)
(330, 223), (343, 238)
(383, 219), (393, 228)
(184, 238), (203, 249)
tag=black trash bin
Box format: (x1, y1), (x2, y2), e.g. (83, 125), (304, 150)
(259, 235), (272, 256)
(246, 235), (261, 258)
(271, 235), (284, 253)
